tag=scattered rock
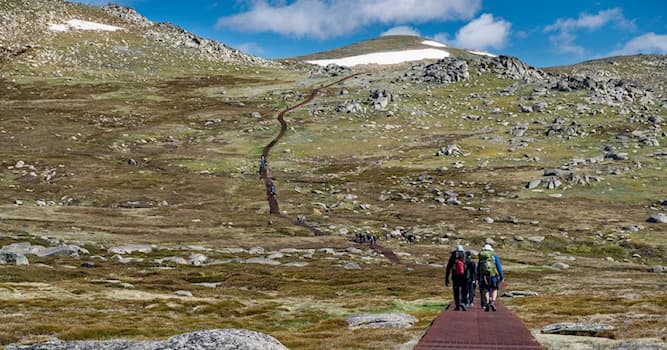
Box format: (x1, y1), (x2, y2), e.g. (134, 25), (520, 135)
(344, 262), (361, 270)
(541, 322), (614, 338)
(502, 290), (538, 298)
(552, 262), (570, 270)
(174, 290), (193, 298)
(527, 236), (545, 243)
(189, 253), (209, 266)
(646, 213), (667, 223)
(346, 313), (417, 329)
(0, 252), (29, 265)
(648, 265), (665, 273)
(108, 244), (152, 255)
(244, 257), (280, 265)
(436, 144), (464, 157)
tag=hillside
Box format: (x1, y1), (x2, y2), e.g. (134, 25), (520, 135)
(0, 4), (666, 350)
(290, 35), (495, 67)
(0, 0), (272, 79)
(545, 54), (667, 98)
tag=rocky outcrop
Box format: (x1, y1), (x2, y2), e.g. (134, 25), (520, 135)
(311, 63), (351, 77)
(6, 329), (289, 350)
(102, 5), (153, 27)
(421, 58), (470, 84)
(475, 55), (546, 81)
(145, 22), (271, 66)
(541, 322), (614, 338)
(346, 313), (417, 329)
(369, 90), (392, 110)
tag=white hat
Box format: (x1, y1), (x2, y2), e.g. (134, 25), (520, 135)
(456, 245), (464, 252)
(482, 244), (494, 252)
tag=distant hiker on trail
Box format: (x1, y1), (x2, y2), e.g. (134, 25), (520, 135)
(464, 250), (477, 308)
(478, 244), (504, 312)
(445, 245), (469, 311)
(269, 184), (276, 197)
(259, 155), (267, 173)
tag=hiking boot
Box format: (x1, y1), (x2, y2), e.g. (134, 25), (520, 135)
(454, 306), (460, 311)
(484, 305), (490, 312)
(490, 303), (497, 312)
(460, 304), (467, 311)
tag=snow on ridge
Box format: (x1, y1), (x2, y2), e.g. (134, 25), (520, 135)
(48, 19), (124, 32)
(421, 40), (447, 48)
(468, 50), (497, 58)
(307, 48), (450, 67)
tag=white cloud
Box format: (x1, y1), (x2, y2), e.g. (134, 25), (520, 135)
(217, 0), (481, 39)
(381, 26), (420, 37)
(549, 31), (584, 55)
(545, 7), (635, 33)
(611, 32), (667, 56)
(451, 13), (511, 50)
(545, 7), (635, 56)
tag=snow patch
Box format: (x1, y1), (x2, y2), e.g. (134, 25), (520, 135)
(48, 19), (124, 32)
(421, 40), (447, 48)
(468, 50), (497, 57)
(307, 49), (450, 67)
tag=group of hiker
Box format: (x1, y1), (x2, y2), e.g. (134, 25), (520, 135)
(445, 244), (504, 312)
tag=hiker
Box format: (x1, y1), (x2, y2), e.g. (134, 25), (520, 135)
(369, 235), (377, 248)
(464, 250), (477, 308)
(478, 244), (504, 312)
(259, 155), (267, 173)
(445, 245), (469, 311)
(269, 184), (276, 197)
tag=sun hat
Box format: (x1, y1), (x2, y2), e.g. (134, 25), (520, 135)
(482, 244), (494, 252)
(456, 245), (464, 252)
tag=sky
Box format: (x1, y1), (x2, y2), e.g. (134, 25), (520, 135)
(76, 0), (667, 67)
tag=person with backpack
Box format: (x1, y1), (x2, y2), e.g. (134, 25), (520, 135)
(478, 244), (504, 312)
(445, 245), (468, 311)
(464, 250), (477, 308)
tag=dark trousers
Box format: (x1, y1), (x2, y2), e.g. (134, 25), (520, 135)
(453, 277), (468, 307)
(467, 280), (476, 305)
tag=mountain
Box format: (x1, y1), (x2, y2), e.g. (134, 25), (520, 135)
(290, 35), (496, 67)
(0, 0), (272, 79)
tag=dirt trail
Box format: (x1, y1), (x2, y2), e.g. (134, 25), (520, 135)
(259, 74), (359, 236)
(258, 74), (401, 264)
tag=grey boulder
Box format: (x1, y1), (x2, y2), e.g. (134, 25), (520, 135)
(502, 290), (538, 298)
(647, 213), (667, 223)
(346, 313), (417, 329)
(108, 244), (152, 255)
(541, 322), (614, 337)
(6, 329), (289, 350)
(0, 252), (29, 265)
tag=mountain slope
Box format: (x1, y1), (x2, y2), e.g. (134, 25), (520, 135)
(290, 35), (496, 67)
(545, 54), (667, 98)
(0, 0), (272, 78)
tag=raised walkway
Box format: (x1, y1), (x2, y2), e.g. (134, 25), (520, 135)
(415, 297), (542, 350)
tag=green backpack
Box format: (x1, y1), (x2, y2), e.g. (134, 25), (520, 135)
(479, 251), (498, 278)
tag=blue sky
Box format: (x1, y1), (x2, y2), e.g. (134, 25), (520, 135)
(77, 0), (667, 67)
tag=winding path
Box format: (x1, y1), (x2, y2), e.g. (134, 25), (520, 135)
(258, 73), (401, 264)
(259, 74), (359, 236)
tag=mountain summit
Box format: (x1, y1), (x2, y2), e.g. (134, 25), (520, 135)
(291, 35), (496, 67)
